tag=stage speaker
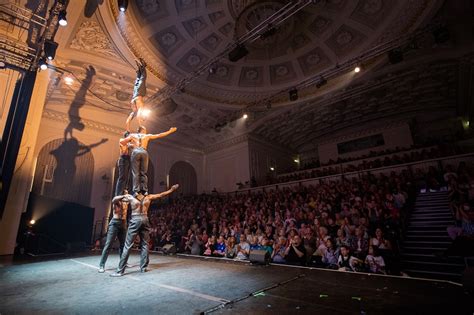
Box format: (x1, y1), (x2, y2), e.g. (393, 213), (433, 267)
(462, 267), (474, 294)
(249, 249), (270, 264)
(162, 244), (176, 254)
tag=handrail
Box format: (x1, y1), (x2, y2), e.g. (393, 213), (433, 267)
(232, 152), (474, 194)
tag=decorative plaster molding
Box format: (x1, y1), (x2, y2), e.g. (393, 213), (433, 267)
(70, 20), (121, 59)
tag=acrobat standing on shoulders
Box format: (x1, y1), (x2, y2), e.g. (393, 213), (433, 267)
(126, 58), (147, 132)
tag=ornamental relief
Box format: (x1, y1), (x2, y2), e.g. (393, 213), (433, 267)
(70, 20), (119, 58)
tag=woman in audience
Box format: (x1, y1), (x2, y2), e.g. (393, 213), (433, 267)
(365, 245), (386, 274)
(321, 238), (339, 269)
(272, 236), (287, 263)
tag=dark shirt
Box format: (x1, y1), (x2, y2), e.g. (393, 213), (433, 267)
(285, 243), (307, 265)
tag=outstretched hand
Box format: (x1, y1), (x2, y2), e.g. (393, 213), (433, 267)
(169, 127), (177, 133)
(171, 184), (179, 191)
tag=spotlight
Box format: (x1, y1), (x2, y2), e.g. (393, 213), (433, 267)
(270, 167), (275, 171)
(58, 10), (67, 26)
(354, 66), (361, 73)
(228, 44), (249, 62)
(38, 57), (48, 70)
(388, 49), (403, 64)
(243, 113), (248, 119)
(64, 76), (74, 85)
(289, 88), (298, 101)
(315, 77), (327, 88)
(294, 159), (300, 163)
(118, 0), (129, 12)
(141, 108), (151, 117)
(44, 40), (58, 60)
(29, 219), (36, 225)
(209, 63), (217, 74)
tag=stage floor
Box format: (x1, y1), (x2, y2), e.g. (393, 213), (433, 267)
(0, 253), (472, 314)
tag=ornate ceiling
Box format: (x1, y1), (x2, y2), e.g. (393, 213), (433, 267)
(44, 0), (464, 152)
(114, 0), (442, 105)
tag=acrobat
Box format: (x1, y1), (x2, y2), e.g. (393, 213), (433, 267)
(98, 193), (129, 273)
(120, 126), (177, 195)
(110, 184), (179, 276)
(126, 58), (147, 131)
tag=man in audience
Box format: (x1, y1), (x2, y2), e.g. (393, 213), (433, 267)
(235, 234), (250, 260)
(283, 235), (307, 266)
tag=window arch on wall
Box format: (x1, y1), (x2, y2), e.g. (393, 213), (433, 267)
(169, 161), (197, 195)
(32, 138), (94, 206)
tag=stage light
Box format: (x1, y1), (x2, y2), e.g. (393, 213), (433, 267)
(141, 108), (151, 117)
(243, 113), (248, 119)
(388, 49), (403, 64)
(270, 167), (275, 171)
(228, 44), (248, 62)
(64, 76), (74, 85)
(294, 159), (300, 163)
(29, 219), (36, 225)
(289, 88), (298, 101)
(44, 40), (58, 60)
(118, 0), (129, 12)
(316, 77), (327, 88)
(39, 58), (48, 70)
(58, 10), (67, 26)
(209, 63), (217, 74)
(354, 66), (361, 73)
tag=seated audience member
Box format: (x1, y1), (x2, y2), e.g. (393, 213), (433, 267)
(189, 233), (203, 255)
(260, 237), (273, 255)
(365, 246), (386, 274)
(213, 235), (226, 257)
(337, 245), (361, 272)
(335, 228), (350, 247)
(350, 227), (369, 259)
(370, 228), (392, 251)
(284, 235), (307, 266)
(225, 236), (237, 258)
(321, 238), (339, 269)
(235, 235), (250, 260)
(272, 237), (287, 263)
(203, 235), (216, 256)
(249, 236), (261, 251)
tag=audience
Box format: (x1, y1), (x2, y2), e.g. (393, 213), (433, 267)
(148, 167), (420, 275)
(146, 159), (473, 276)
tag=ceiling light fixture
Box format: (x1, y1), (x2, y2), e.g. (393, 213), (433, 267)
(58, 10), (67, 26)
(38, 57), (48, 70)
(228, 44), (249, 62)
(354, 66), (361, 73)
(289, 88), (298, 101)
(44, 40), (58, 60)
(118, 0), (129, 12)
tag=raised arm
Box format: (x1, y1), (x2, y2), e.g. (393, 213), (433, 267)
(112, 194), (133, 204)
(147, 127), (177, 140)
(119, 135), (133, 146)
(148, 184), (179, 201)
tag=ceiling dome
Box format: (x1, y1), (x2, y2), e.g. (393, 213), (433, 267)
(112, 0), (442, 106)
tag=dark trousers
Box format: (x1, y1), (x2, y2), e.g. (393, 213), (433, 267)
(131, 147), (148, 194)
(115, 155), (130, 196)
(116, 215), (150, 274)
(99, 219), (126, 268)
(132, 72), (147, 99)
